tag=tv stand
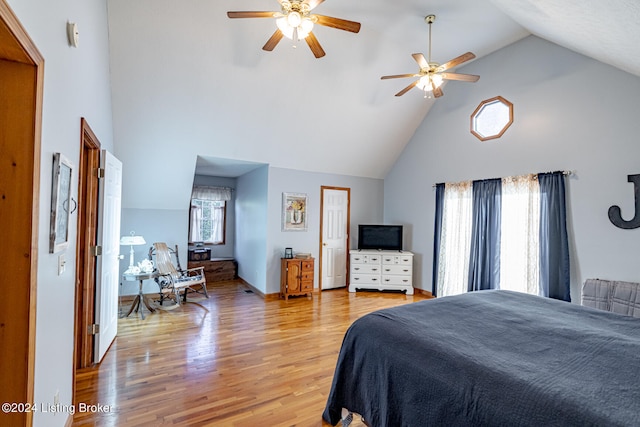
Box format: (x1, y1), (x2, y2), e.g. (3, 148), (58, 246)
(349, 250), (413, 295)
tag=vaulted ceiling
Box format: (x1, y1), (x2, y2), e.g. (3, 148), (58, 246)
(106, 0), (640, 208)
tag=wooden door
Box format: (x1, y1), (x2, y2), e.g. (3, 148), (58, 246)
(74, 118), (101, 371)
(0, 2), (44, 425)
(286, 261), (301, 293)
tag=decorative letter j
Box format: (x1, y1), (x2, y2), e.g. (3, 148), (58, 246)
(608, 174), (640, 229)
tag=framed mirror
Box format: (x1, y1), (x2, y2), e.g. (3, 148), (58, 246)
(470, 96), (513, 141)
(50, 153), (74, 253)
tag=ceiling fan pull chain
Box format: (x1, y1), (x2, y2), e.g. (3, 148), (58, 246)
(292, 26), (298, 48)
(428, 19), (432, 63)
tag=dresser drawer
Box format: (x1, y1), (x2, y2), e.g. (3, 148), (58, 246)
(382, 255), (413, 265)
(382, 264), (412, 275)
(351, 264), (381, 275)
(300, 280), (313, 291)
(350, 273), (381, 285)
(351, 254), (381, 264)
(301, 260), (314, 271)
(382, 275), (412, 286)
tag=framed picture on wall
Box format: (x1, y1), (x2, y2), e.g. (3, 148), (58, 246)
(282, 192), (308, 231)
(50, 153), (74, 253)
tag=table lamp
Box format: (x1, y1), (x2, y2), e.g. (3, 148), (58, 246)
(120, 231), (146, 274)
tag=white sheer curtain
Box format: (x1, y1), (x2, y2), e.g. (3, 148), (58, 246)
(499, 174), (540, 295)
(190, 204), (203, 242)
(210, 204), (224, 244)
(189, 186), (230, 244)
(437, 181), (473, 297)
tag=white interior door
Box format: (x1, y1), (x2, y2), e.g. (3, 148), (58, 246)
(94, 150), (122, 363)
(321, 188), (349, 289)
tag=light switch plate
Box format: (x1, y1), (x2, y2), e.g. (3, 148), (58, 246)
(67, 22), (79, 48)
(58, 254), (66, 276)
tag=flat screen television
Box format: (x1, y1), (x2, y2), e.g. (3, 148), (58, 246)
(358, 224), (403, 251)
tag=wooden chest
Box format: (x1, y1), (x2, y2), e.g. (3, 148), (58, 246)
(187, 258), (237, 282)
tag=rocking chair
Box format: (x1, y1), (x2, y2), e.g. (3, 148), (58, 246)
(149, 242), (209, 305)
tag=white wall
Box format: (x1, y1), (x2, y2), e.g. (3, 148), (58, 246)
(7, 0), (114, 426)
(119, 208), (188, 295)
(235, 166), (270, 293)
(266, 167), (384, 295)
(384, 35), (640, 300)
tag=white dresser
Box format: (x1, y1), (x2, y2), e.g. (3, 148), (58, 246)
(348, 250), (414, 295)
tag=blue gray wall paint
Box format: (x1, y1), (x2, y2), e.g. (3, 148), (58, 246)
(384, 35), (640, 299)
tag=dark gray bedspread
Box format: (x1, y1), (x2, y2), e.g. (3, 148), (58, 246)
(323, 290), (640, 427)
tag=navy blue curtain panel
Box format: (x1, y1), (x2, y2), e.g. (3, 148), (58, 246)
(538, 172), (571, 301)
(432, 183), (445, 297)
(468, 179), (502, 292)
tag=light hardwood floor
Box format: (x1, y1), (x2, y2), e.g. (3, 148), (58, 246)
(73, 281), (428, 426)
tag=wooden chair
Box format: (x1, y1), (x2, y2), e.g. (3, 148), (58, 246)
(149, 242), (209, 305)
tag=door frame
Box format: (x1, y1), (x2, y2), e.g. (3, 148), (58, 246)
(0, 1), (44, 425)
(73, 118), (101, 379)
(318, 186), (351, 290)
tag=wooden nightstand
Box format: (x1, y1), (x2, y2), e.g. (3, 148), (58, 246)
(280, 258), (314, 300)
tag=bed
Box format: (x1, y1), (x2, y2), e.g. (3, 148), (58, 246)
(323, 289), (640, 426)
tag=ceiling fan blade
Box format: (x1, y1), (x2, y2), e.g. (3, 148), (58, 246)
(314, 15), (361, 33)
(305, 31), (326, 58)
(412, 53), (428, 70)
(381, 73), (421, 80)
(262, 29), (284, 51)
(436, 52), (476, 72)
(227, 11), (277, 19)
(307, 0), (325, 10)
(432, 83), (444, 98)
(440, 72), (480, 82)
(395, 80), (419, 97)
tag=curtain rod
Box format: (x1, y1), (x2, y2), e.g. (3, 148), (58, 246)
(432, 170), (575, 188)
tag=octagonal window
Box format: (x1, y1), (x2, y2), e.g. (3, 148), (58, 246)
(470, 96), (513, 141)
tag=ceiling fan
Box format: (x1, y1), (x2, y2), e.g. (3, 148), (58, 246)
(381, 15), (479, 98)
(227, 0), (361, 58)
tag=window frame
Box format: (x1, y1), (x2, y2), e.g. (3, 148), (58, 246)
(189, 198), (227, 246)
(470, 96), (514, 141)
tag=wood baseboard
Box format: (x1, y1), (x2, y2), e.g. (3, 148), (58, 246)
(414, 288), (435, 299)
(235, 277), (267, 300)
(236, 277), (281, 301)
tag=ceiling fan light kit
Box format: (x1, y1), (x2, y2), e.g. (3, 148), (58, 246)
(381, 14), (480, 99)
(227, 0), (361, 58)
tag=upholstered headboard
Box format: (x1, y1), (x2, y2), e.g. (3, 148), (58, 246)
(581, 279), (640, 318)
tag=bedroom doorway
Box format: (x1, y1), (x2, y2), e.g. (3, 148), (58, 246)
(74, 118), (101, 370)
(319, 186), (350, 290)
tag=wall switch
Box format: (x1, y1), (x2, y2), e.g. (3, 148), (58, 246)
(58, 254), (66, 276)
